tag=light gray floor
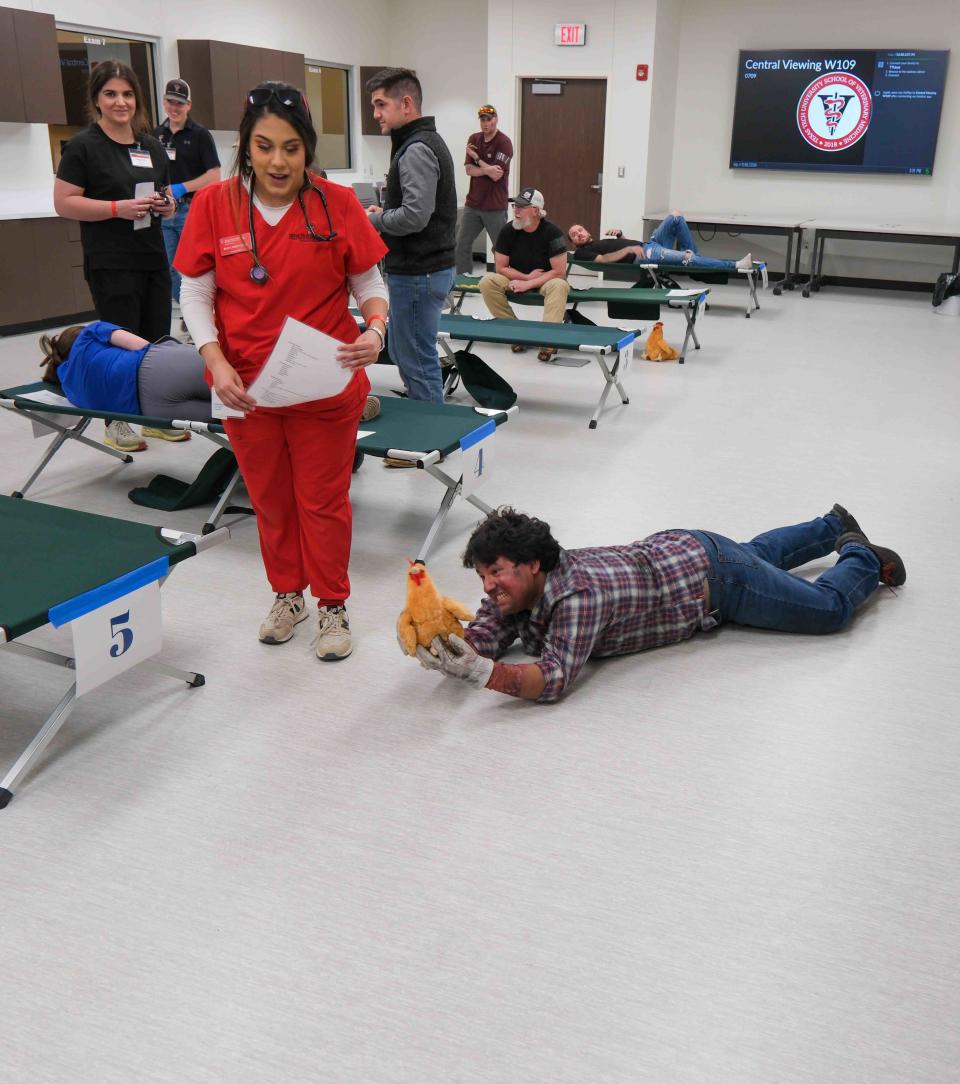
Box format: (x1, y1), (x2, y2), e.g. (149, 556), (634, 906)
(1, 279), (958, 1083)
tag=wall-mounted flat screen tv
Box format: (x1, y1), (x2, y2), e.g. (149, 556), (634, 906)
(730, 49), (949, 174)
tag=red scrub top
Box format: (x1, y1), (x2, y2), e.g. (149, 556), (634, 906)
(174, 173), (387, 384)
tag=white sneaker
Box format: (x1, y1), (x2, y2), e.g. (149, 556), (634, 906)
(259, 592), (308, 644)
(735, 252), (753, 271)
(104, 420), (147, 452)
(313, 605), (352, 660)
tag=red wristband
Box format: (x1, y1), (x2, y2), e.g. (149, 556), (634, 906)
(368, 314), (386, 326)
(111, 200), (118, 218)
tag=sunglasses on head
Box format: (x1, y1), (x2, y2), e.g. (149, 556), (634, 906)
(245, 85), (310, 120)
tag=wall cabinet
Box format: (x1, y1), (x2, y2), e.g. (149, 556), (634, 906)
(0, 5), (66, 124)
(177, 40), (305, 131)
(0, 217), (93, 330)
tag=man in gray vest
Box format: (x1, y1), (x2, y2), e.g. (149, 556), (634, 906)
(365, 68), (456, 406)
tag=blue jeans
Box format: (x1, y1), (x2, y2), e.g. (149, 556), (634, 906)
(161, 199), (191, 303)
(386, 267), (455, 403)
(688, 512), (882, 635)
(644, 213), (736, 272)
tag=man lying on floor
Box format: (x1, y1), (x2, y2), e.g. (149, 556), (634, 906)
(568, 212), (754, 274)
(400, 506), (905, 703)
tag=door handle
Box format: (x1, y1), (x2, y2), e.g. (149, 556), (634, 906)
(590, 184), (602, 191)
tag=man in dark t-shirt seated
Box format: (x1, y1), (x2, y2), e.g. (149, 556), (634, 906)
(568, 212), (753, 273)
(479, 187), (570, 362)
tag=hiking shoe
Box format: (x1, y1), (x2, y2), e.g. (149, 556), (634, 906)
(537, 347), (558, 363)
(313, 605), (352, 660)
(104, 420), (146, 452)
(259, 592), (309, 644)
(835, 532), (906, 587)
(510, 344), (527, 354)
(361, 395), (381, 422)
(142, 426), (191, 442)
(829, 503), (864, 537)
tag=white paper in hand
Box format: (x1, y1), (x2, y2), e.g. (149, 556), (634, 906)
(246, 317), (350, 407)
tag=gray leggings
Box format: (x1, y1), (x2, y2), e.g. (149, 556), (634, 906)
(137, 337), (213, 422)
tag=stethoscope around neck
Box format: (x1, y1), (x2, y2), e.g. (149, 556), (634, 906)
(246, 173), (337, 285)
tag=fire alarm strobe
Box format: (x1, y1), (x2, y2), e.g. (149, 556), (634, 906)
(636, 64), (649, 81)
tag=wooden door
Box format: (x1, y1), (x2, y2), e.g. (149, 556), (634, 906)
(519, 78), (606, 238)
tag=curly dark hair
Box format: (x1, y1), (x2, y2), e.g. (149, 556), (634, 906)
(462, 507), (561, 572)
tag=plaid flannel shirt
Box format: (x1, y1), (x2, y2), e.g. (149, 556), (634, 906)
(464, 532), (710, 703)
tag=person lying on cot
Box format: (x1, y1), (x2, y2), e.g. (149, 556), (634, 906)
(401, 506), (905, 703)
(568, 213), (754, 273)
(39, 322), (213, 433)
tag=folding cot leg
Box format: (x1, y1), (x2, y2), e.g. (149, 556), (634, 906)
(745, 271), (759, 317)
(414, 475), (460, 563)
(141, 659), (205, 686)
(588, 355), (629, 430)
(0, 683), (78, 808)
(202, 467), (251, 535)
(412, 461), (496, 562)
(12, 417), (131, 498)
(0, 641), (206, 807)
(678, 306), (700, 364)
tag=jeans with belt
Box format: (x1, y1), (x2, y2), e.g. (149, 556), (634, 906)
(386, 267), (455, 403)
(688, 511), (882, 635)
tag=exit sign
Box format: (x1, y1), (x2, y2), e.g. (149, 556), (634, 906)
(554, 23), (587, 46)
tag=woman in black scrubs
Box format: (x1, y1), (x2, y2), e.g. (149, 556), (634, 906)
(54, 59), (177, 450)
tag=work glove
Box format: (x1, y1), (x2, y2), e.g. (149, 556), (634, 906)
(415, 634), (494, 690)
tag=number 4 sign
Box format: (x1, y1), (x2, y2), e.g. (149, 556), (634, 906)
(48, 557), (167, 697)
(457, 418), (497, 499)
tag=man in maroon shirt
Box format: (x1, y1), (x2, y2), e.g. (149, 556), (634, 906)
(400, 506), (905, 703)
(454, 104), (513, 274)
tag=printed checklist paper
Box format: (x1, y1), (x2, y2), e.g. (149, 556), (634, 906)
(246, 317), (351, 407)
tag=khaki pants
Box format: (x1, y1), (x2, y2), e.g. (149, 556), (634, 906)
(479, 273), (570, 325)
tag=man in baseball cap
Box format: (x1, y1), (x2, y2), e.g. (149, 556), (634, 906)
(164, 78), (191, 102)
(479, 185), (570, 360)
(153, 77), (220, 345)
(509, 187), (545, 211)
(455, 104), (514, 274)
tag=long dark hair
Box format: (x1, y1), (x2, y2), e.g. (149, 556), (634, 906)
(38, 325), (85, 384)
(87, 59), (151, 139)
(232, 82), (318, 194)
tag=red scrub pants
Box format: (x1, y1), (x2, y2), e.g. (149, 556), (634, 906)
(225, 373), (368, 605)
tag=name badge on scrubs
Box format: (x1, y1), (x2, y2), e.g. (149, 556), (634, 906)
(129, 148), (153, 168)
(166, 147), (177, 161)
(219, 233), (253, 256)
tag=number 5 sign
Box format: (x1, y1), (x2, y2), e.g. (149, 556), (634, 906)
(48, 557), (167, 697)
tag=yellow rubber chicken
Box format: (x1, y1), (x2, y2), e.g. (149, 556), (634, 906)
(643, 321), (679, 362)
(397, 560), (475, 656)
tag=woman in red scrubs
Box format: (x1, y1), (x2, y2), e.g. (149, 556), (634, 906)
(175, 83), (388, 661)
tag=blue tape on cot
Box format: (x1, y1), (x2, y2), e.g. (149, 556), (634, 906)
(48, 556), (170, 628)
(459, 418), (497, 451)
(615, 331), (636, 350)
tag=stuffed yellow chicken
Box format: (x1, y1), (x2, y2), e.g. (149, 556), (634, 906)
(396, 560), (474, 656)
(643, 321), (680, 362)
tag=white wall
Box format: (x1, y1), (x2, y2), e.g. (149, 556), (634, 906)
(485, 0), (663, 234)
(388, 0), (488, 204)
(0, 0), (395, 214)
(668, 0), (960, 277)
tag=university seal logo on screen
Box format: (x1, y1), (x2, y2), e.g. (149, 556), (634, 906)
(796, 72), (872, 151)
